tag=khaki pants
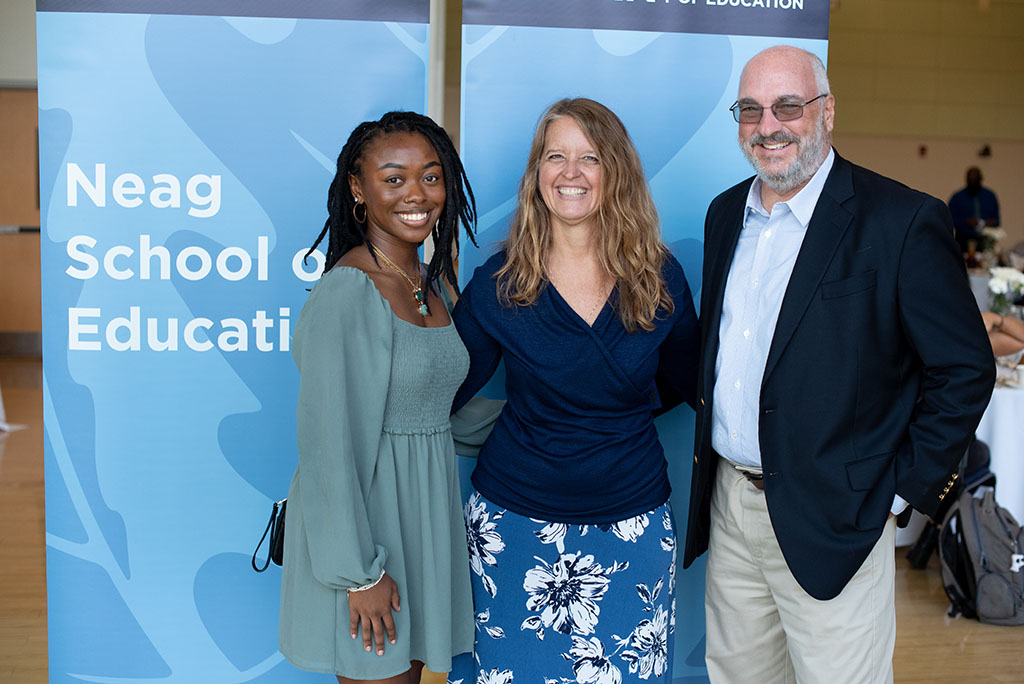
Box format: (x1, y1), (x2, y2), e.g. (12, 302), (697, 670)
(705, 460), (896, 684)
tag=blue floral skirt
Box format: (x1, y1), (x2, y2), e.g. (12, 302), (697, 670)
(461, 491), (676, 684)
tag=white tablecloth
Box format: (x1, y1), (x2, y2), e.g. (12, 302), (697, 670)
(976, 385), (1024, 521)
(969, 272), (991, 312)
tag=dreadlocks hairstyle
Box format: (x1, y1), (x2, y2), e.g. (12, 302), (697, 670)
(495, 98), (673, 333)
(306, 111), (477, 293)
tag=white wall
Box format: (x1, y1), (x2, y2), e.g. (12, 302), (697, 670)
(828, 0), (1024, 142)
(0, 0), (37, 87)
(834, 133), (1024, 249)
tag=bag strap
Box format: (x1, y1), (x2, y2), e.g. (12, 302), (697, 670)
(252, 500), (281, 573)
(945, 581), (973, 618)
(939, 500), (974, 618)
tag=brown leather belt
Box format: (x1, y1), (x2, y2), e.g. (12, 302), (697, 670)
(715, 450), (765, 490)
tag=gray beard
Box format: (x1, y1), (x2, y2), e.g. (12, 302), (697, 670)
(740, 118), (829, 195)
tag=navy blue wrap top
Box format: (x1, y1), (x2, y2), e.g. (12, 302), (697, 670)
(452, 251), (699, 524)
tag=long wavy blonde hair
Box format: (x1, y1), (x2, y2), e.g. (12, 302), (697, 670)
(494, 98), (673, 332)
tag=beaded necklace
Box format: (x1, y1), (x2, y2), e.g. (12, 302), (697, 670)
(371, 245), (430, 317)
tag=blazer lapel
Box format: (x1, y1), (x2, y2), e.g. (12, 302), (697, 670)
(704, 186), (750, 343)
(700, 186), (750, 407)
(762, 154), (856, 384)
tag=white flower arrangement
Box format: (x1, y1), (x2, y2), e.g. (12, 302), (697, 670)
(980, 226), (1007, 253)
(982, 227), (1007, 243)
(989, 266), (1024, 314)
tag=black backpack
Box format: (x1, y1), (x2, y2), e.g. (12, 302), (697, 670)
(939, 488), (1024, 626)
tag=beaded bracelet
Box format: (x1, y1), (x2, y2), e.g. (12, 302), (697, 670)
(347, 569), (386, 594)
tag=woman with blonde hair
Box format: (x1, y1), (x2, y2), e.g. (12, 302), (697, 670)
(451, 98), (698, 683)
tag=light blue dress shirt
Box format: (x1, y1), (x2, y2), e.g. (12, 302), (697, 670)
(709, 149), (908, 516)
(711, 149), (835, 468)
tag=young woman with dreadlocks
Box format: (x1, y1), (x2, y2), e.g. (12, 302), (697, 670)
(278, 111), (497, 684)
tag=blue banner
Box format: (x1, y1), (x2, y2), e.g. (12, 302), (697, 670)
(37, 6), (428, 682)
(463, 0), (828, 39)
(38, 0), (428, 22)
(458, 9), (828, 684)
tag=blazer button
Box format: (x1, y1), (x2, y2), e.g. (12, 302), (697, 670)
(700, 397), (705, 406)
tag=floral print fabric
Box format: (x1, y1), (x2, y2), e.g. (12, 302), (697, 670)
(460, 492), (676, 684)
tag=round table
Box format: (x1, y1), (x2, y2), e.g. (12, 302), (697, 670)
(975, 385), (1024, 521)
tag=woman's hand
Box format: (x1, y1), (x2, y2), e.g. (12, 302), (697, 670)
(348, 573), (400, 655)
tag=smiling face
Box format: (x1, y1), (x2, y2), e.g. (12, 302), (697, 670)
(736, 47), (834, 202)
(348, 131), (445, 249)
(537, 116), (604, 232)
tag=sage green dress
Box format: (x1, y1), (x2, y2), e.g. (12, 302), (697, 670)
(279, 266), (495, 678)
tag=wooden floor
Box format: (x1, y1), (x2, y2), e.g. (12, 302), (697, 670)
(0, 356), (47, 684)
(0, 355), (1020, 683)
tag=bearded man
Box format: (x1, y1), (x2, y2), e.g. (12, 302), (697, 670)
(682, 46), (994, 683)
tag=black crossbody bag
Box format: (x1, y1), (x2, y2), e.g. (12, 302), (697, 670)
(252, 498), (286, 572)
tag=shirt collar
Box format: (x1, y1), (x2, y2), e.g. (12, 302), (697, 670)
(744, 147), (835, 228)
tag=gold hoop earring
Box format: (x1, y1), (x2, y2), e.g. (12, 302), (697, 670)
(352, 202), (367, 224)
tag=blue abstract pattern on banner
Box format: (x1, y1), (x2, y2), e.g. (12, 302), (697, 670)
(37, 5), (428, 682)
(457, 6), (828, 683)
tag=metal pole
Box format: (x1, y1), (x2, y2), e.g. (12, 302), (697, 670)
(424, 0), (448, 264)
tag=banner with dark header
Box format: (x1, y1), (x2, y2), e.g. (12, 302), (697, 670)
(36, 2), (428, 681)
(37, 0), (427, 22)
(463, 0), (827, 39)
(456, 4), (829, 683)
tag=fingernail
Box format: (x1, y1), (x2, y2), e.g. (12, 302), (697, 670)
(390, 639), (396, 645)
(351, 634), (357, 639)
(365, 646), (371, 652)
(377, 649), (384, 656)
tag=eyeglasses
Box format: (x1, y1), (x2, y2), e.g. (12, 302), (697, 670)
(729, 94), (829, 124)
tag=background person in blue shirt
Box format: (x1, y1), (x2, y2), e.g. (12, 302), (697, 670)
(948, 165), (1000, 253)
(452, 97), (699, 684)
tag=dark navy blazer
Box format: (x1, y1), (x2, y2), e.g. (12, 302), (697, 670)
(683, 152), (995, 600)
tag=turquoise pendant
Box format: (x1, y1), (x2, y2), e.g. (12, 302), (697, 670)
(413, 288), (429, 317)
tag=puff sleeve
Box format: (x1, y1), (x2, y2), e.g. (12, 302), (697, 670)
(450, 396), (505, 458)
(291, 268), (393, 590)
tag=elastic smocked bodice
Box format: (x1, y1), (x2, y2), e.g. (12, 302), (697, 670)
(382, 320), (469, 435)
